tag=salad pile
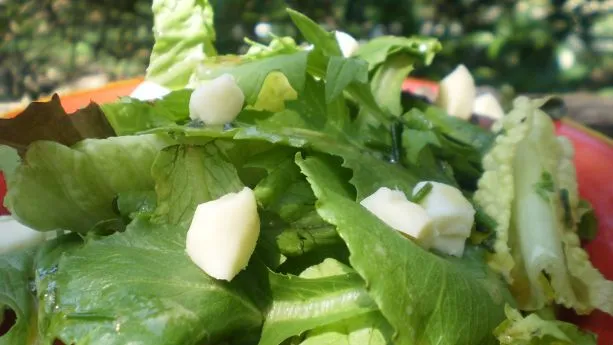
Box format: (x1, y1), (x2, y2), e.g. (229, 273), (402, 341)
(1, 1), (612, 344)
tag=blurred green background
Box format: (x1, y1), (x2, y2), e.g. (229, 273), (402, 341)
(1, 0), (612, 102)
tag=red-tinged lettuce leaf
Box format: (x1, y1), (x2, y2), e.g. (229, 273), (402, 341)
(0, 94), (116, 155)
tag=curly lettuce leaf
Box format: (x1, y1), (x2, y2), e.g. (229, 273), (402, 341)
(474, 97), (613, 315)
(146, 0), (217, 89)
(494, 306), (596, 345)
(298, 154), (513, 345)
(4, 134), (171, 233)
(0, 250), (37, 345)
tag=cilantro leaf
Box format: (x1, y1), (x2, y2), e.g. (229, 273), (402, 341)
(325, 57), (368, 103)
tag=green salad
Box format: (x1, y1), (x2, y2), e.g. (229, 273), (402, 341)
(1, 1), (612, 344)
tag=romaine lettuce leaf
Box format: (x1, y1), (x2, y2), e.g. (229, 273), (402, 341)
(146, 0), (217, 89)
(299, 312), (393, 345)
(297, 154), (514, 345)
(4, 134), (172, 233)
(494, 306), (596, 345)
(0, 250), (37, 345)
(474, 97), (613, 315)
(258, 270), (377, 345)
(297, 260), (393, 345)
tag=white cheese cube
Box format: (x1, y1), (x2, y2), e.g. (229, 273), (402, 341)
(189, 74), (245, 125)
(335, 31), (359, 57)
(435, 64), (476, 120)
(186, 187), (260, 281)
(431, 235), (466, 257)
(412, 181), (475, 238)
(473, 93), (505, 120)
(360, 187), (434, 247)
(0, 216), (46, 254)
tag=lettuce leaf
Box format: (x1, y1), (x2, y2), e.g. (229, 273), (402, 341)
(300, 312), (393, 345)
(494, 306), (596, 345)
(33, 143), (263, 345)
(146, 0), (217, 89)
(297, 154), (513, 345)
(151, 143), (243, 227)
(0, 250), (37, 345)
(101, 90), (192, 136)
(258, 270), (377, 345)
(196, 51), (309, 106)
(474, 97), (613, 315)
(298, 260), (394, 345)
(4, 134), (171, 233)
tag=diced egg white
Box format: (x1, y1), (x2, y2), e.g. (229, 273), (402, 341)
(473, 93), (505, 120)
(360, 187), (434, 248)
(0, 216), (46, 254)
(189, 74), (245, 125)
(412, 181), (475, 257)
(335, 31), (359, 57)
(185, 187), (260, 281)
(435, 64), (476, 120)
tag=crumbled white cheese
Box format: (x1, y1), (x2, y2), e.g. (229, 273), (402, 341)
(435, 64), (476, 120)
(185, 187), (260, 281)
(360, 187), (434, 247)
(189, 74), (245, 125)
(412, 181), (475, 256)
(473, 93), (505, 120)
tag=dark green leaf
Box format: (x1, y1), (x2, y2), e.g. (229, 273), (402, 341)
(577, 199), (598, 241)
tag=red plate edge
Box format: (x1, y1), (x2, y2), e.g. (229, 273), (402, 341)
(1, 79), (612, 343)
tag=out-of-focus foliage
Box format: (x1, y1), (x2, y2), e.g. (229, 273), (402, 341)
(1, 0), (612, 101)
